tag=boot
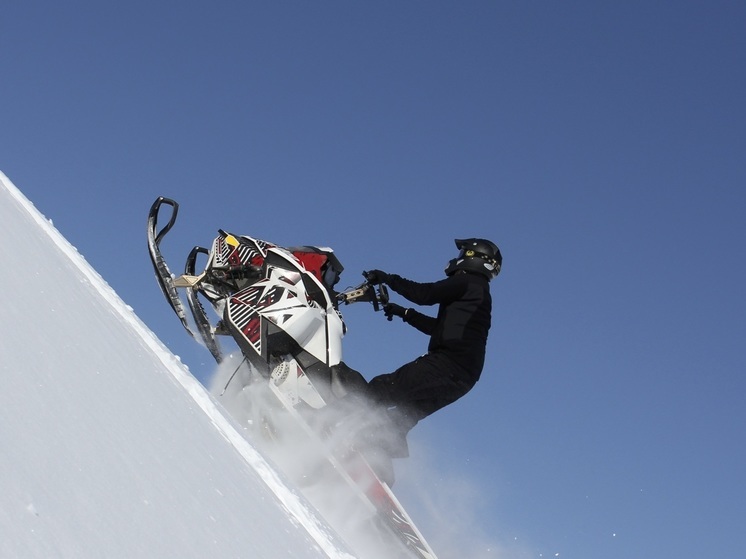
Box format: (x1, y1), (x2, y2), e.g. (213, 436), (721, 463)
(330, 361), (369, 399)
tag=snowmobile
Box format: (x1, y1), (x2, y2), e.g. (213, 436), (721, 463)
(147, 196), (438, 559)
(146, 196), (385, 409)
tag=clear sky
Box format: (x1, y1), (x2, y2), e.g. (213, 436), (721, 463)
(3, 2), (745, 557)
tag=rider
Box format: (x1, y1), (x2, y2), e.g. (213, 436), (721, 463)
(336, 238), (501, 469)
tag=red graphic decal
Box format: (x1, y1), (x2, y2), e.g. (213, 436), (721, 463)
(243, 316), (261, 345)
(228, 248), (242, 267)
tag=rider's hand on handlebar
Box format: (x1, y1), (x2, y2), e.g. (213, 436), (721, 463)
(383, 302), (406, 321)
(363, 269), (390, 285)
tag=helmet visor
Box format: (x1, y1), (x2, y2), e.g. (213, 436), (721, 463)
(458, 248), (501, 277)
(458, 247), (491, 260)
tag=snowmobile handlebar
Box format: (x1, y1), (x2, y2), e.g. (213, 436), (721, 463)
(337, 281), (389, 312)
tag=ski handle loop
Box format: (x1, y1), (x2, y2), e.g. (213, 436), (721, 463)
(147, 196), (195, 338)
(185, 245), (224, 364)
(185, 245), (209, 275)
(150, 196), (179, 247)
(147, 196), (224, 364)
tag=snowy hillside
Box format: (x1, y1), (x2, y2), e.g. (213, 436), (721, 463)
(0, 171), (355, 558)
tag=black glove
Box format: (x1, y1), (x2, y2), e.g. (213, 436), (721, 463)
(363, 269), (390, 285)
(383, 302), (406, 321)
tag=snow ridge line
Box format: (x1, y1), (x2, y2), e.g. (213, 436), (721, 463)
(0, 171), (355, 559)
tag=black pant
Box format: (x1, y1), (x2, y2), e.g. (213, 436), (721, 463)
(367, 352), (476, 435)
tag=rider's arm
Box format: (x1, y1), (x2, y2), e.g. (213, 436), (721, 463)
(386, 273), (466, 306)
(402, 307), (436, 335)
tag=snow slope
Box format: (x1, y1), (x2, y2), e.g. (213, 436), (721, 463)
(0, 170), (355, 559)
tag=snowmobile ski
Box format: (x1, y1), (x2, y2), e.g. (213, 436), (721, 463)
(147, 197), (224, 362)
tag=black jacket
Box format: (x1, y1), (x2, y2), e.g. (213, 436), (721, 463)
(386, 271), (492, 381)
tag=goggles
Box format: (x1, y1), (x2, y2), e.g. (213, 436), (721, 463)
(458, 248), (501, 276)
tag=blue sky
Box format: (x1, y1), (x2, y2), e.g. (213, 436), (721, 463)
(3, 2), (745, 557)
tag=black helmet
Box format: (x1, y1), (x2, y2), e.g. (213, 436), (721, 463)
(445, 238), (502, 280)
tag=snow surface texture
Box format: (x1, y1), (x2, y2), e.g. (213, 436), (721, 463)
(0, 170), (356, 559)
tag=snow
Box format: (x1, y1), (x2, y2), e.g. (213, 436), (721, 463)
(0, 170), (356, 558)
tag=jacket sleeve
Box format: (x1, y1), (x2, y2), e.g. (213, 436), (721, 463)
(386, 273), (466, 306)
(402, 308), (436, 335)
